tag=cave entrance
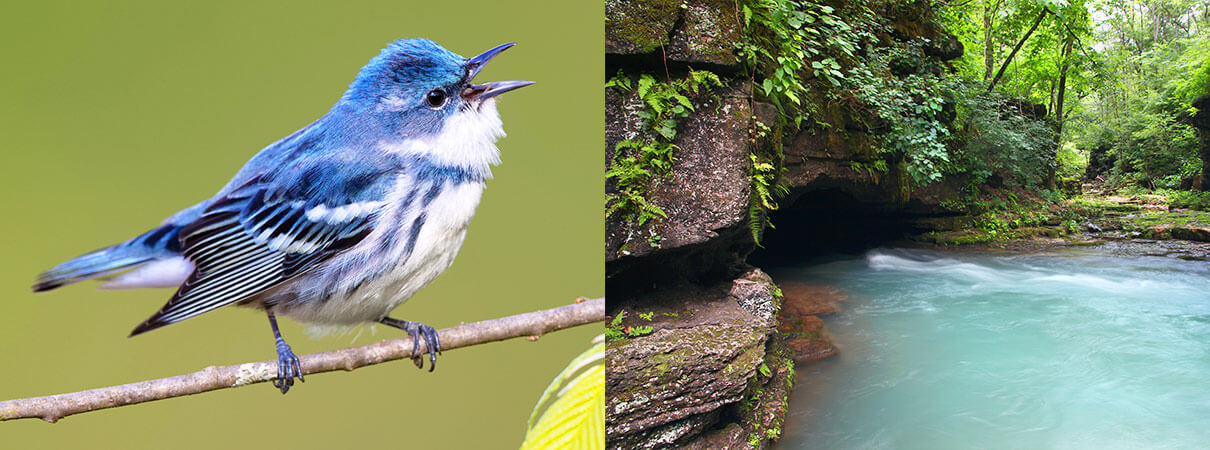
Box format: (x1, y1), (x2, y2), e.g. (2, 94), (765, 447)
(748, 188), (920, 266)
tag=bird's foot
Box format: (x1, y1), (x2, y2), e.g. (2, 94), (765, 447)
(273, 338), (304, 394)
(379, 317), (442, 371)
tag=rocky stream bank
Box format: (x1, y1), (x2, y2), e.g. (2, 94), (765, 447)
(604, 0), (965, 448)
(604, 1), (1209, 448)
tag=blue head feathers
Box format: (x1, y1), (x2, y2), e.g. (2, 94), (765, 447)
(336, 39), (534, 138)
(342, 39), (465, 106)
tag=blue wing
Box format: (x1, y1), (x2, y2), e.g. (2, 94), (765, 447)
(130, 154), (398, 336)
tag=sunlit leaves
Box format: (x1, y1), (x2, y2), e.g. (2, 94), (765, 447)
(521, 337), (604, 450)
(738, 0), (868, 119)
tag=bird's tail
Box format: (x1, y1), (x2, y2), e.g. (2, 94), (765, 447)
(33, 224), (184, 292)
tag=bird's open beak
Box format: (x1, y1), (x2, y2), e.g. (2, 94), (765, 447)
(462, 43), (535, 101)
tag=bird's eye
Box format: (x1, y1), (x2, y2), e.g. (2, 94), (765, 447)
(425, 89), (447, 108)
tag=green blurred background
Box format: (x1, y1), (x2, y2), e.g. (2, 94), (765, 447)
(0, 1), (602, 447)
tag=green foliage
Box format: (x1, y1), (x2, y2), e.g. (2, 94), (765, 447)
(627, 325), (653, 338)
(766, 427), (782, 439)
(605, 140), (669, 228)
(939, 0), (1092, 99)
(1169, 36), (1210, 103)
(949, 186), (1075, 242)
(951, 81), (1057, 188)
(937, 0), (1103, 190)
(605, 70), (723, 238)
(736, 0), (874, 243)
(748, 432), (762, 447)
(730, 0), (866, 122)
(1063, 0), (1209, 188)
(846, 41), (956, 185)
(1039, 188), (1065, 204)
(1160, 189), (1210, 211)
(939, 0), (1209, 199)
(522, 336), (604, 450)
(749, 151), (789, 245)
(849, 160), (890, 182)
(633, 71), (722, 140)
(974, 211), (1011, 236)
(604, 311), (654, 342)
(1055, 142), (1087, 185)
(1062, 218), (1080, 234)
(1092, 109), (1200, 189)
(604, 313), (627, 341)
(1130, 118), (1198, 189)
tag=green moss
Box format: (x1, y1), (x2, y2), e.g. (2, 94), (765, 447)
(923, 230), (996, 246)
(895, 160), (912, 205)
(1120, 210), (1210, 230)
(724, 344), (765, 376)
(605, 0), (682, 53)
(631, 326), (766, 381)
(677, 0), (743, 64)
(747, 432), (761, 447)
(644, 352), (675, 378)
(1068, 197), (1136, 213)
(732, 339), (796, 449)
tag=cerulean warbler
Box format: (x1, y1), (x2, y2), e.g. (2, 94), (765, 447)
(33, 39), (534, 393)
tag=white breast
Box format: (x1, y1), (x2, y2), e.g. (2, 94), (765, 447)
(277, 178), (485, 325)
(364, 180), (485, 311)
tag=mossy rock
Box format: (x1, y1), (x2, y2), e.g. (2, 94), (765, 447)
(606, 323), (769, 448)
(606, 0), (682, 55)
(1105, 203), (1143, 213)
(883, 0), (963, 61)
(606, 0), (741, 65)
(667, 0), (741, 65)
(725, 339), (796, 449)
(1011, 226), (1061, 238)
(915, 230), (995, 246)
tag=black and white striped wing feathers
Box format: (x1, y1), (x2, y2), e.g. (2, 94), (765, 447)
(130, 184), (380, 335)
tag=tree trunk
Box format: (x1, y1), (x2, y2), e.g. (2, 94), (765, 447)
(983, 1), (996, 80)
(1049, 38), (1073, 189)
(988, 8), (1050, 92)
(1048, 80), (1056, 114)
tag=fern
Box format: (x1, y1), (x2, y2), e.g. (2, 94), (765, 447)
(605, 69), (723, 242)
(748, 149), (789, 247)
(605, 141), (670, 227)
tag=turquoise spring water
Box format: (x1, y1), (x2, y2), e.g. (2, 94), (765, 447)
(775, 248), (1210, 449)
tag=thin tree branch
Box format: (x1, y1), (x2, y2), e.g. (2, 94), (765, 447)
(0, 297), (605, 423)
(988, 7), (1051, 92)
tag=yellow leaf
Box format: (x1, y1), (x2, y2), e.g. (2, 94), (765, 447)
(520, 335), (605, 450)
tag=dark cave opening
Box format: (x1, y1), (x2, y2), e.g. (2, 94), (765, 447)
(747, 188), (926, 266)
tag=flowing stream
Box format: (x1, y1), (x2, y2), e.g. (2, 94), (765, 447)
(775, 248), (1210, 449)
